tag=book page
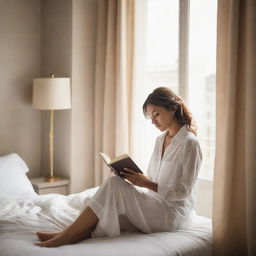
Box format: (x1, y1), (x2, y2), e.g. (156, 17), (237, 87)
(99, 152), (111, 165)
(110, 154), (129, 164)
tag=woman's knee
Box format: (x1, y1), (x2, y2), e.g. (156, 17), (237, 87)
(106, 175), (131, 188)
(107, 175), (124, 184)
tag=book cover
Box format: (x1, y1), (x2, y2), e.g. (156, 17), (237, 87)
(99, 152), (143, 176)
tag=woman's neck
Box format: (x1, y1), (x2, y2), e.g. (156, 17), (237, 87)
(167, 120), (182, 138)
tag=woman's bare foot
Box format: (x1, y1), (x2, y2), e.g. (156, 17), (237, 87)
(34, 206), (98, 247)
(34, 231), (88, 248)
(36, 232), (61, 242)
(35, 233), (69, 247)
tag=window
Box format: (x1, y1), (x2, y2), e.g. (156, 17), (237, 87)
(132, 0), (217, 180)
(188, 0), (217, 180)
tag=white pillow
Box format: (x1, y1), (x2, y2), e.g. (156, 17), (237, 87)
(0, 153), (38, 197)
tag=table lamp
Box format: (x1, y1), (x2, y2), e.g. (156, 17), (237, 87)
(32, 74), (71, 182)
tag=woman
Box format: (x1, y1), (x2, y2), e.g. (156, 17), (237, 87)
(35, 87), (202, 247)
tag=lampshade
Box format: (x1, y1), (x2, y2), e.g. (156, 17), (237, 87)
(33, 77), (71, 110)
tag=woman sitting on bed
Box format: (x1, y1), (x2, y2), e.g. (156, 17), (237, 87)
(35, 87), (202, 247)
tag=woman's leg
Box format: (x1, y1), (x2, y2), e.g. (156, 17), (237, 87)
(35, 206), (98, 247)
(87, 176), (172, 237)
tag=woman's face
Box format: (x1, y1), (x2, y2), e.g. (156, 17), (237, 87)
(146, 104), (175, 131)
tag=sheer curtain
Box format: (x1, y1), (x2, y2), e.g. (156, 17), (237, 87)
(213, 0), (256, 255)
(93, 0), (136, 185)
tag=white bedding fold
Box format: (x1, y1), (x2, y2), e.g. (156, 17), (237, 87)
(0, 187), (98, 232)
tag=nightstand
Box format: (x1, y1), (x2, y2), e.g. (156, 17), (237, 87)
(30, 177), (70, 195)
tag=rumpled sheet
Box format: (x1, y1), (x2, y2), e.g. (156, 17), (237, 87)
(0, 187), (212, 256)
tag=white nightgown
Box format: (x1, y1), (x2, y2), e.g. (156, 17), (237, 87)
(87, 125), (202, 238)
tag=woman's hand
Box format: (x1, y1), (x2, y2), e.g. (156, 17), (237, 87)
(120, 168), (158, 192)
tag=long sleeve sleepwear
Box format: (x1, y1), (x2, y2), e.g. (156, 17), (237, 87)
(87, 125), (202, 237)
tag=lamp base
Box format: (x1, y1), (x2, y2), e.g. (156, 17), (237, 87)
(45, 176), (62, 182)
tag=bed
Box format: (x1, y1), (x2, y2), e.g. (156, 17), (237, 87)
(0, 153), (212, 256)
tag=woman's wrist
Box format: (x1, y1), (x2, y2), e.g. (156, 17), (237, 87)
(146, 180), (158, 192)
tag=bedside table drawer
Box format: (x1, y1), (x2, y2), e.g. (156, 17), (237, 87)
(30, 177), (70, 195)
(36, 186), (68, 195)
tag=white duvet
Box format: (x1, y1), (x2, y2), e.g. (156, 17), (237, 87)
(0, 187), (212, 256)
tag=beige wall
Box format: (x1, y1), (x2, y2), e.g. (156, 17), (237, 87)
(71, 0), (98, 193)
(0, 0), (41, 177)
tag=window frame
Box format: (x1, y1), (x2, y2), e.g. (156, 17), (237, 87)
(178, 0), (190, 103)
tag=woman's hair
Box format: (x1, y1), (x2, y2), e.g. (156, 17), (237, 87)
(142, 87), (197, 135)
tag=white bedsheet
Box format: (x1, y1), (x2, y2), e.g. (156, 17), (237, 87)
(0, 187), (212, 256)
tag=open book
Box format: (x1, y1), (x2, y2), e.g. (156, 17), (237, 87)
(99, 152), (143, 176)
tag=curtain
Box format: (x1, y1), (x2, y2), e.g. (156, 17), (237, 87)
(93, 0), (135, 185)
(213, 0), (256, 255)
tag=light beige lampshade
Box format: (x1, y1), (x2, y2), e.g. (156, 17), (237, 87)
(33, 78), (71, 110)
